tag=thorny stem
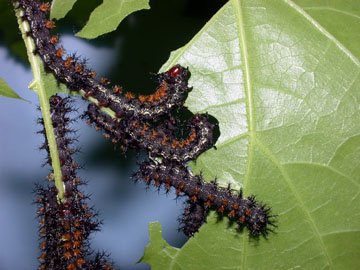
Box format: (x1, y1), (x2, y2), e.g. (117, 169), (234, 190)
(14, 5), (66, 202)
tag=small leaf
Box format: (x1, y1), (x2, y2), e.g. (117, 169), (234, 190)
(0, 78), (27, 101)
(38, 66), (69, 99)
(139, 222), (179, 269)
(76, 0), (150, 39)
(50, 0), (78, 20)
(26, 59), (69, 99)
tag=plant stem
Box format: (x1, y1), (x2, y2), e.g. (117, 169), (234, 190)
(77, 90), (116, 118)
(15, 6), (65, 202)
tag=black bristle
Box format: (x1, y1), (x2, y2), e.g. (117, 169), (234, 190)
(180, 201), (206, 237)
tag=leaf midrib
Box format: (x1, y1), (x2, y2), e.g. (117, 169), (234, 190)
(233, 0), (252, 269)
(233, 0), (336, 269)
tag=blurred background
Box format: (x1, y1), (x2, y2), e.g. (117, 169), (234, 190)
(0, 0), (226, 269)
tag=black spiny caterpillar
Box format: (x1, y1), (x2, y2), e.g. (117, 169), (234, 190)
(83, 104), (216, 163)
(14, 0), (276, 239)
(15, 0), (191, 122)
(136, 160), (274, 237)
(36, 95), (113, 270)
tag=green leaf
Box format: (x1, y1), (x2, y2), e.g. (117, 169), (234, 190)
(143, 0), (360, 269)
(50, 0), (78, 20)
(294, 0), (360, 61)
(76, 0), (150, 39)
(140, 222), (179, 268)
(28, 64), (69, 99)
(0, 78), (27, 101)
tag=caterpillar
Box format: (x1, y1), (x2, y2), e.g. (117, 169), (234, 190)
(180, 201), (206, 237)
(82, 99), (274, 236)
(135, 159), (274, 237)
(13, 0), (276, 238)
(36, 95), (113, 270)
(15, 0), (192, 122)
(83, 103), (216, 163)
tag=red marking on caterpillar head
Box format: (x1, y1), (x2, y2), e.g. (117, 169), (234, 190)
(192, 114), (201, 123)
(168, 65), (182, 78)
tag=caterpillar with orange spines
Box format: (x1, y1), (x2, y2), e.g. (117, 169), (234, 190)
(83, 103), (216, 163)
(135, 159), (275, 237)
(13, 0), (276, 238)
(15, 0), (192, 122)
(83, 102), (275, 236)
(36, 95), (114, 270)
